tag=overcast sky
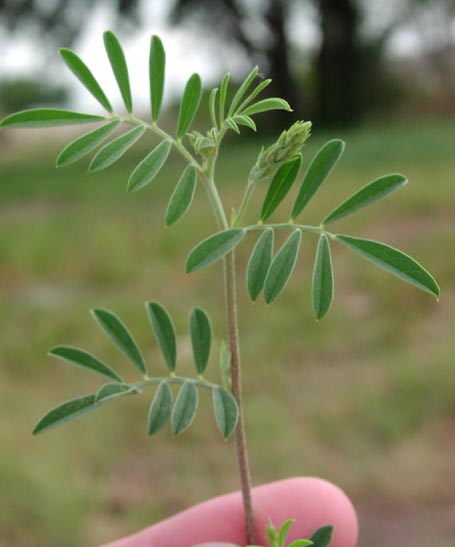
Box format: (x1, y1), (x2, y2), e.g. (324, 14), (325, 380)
(0, 1), (445, 113)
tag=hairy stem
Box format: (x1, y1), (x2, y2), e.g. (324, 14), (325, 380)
(224, 249), (257, 544)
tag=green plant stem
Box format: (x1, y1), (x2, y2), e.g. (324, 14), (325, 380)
(233, 178), (256, 227)
(134, 375), (221, 392)
(245, 222), (333, 237)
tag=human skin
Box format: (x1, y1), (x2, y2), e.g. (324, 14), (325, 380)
(101, 477), (358, 547)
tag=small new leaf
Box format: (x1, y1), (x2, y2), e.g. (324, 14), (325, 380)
(56, 120), (120, 167)
(190, 308), (212, 375)
(247, 228), (274, 301)
(233, 115), (256, 132)
(261, 155), (302, 221)
(49, 345), (123, 383)
(149, 35), (166, 121)
(278, 519), (295, 547)
(264, 230), (302, 304)
(228, 66), (258, 116)
(336, 235), (440, 298)
(225, 117), (240, 134)
(95, 383), (131, 404)
(309, 525), (334, 547)
(146, 302), (177, 373)
(218, 72), (230, 125)
(236, 78), (272, 114)
(0, 109), (105, 128)
(212, 386), (239, 439)
(242, 98), (292, 117)
(89, 125), (145, 172)
(312, 235), (334, 319)
(291, 139), (345, 220)
(148, 382), (173, 435)
(165, 165), (197, 226)
(322, 173), (408, 226)
(127, 139), (172, 192)
(171, 382), (198, 435)
(33, 394), (96, 435)
(103, 30), (132, 113)
(91, 308), (147, 375)
(59, 48), (113, 112)
(186, 229), (246, 273)
(177, 73), (202, 138)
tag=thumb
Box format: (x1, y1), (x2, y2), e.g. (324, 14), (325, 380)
(101, 477), (358, 547)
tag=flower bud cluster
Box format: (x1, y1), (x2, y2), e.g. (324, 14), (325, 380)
(250, 120), (312, 182)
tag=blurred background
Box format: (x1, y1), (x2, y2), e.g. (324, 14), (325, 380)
(0, 1), (454, 546)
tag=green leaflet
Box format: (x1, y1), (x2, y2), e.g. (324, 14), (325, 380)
(218, 72), (230, 125)
(225, 118), (240, 134)
(219, 340), (232, 390)
(309, 525), (334, 547)
(91, 308), (147, 375)
(95, 383), (131, 404)
(171, 382), (198, 435)
(242, 98), (292, 117)
(146, 302), (177, 373)
(228, 66), (258, 116)
(165, 165), (197, 226)
(103, 30), (132, 113)
(148, 382), (173, 435)
(185, 229), (246, 273)
(247, 228), (274, 301)
(278, 519), (295, 547)
(49, 345), (123, 383)
(177, 73), (202, 138)
(190, 307), (212, 375)
(261, 155), (302, 221)
(209, 87), (218, 128)
(291, 139), (345, 220)
(236, 78), (271, 114)
(33, 394), (96, 435)
(0, 108), (105, 128)
(288, 541), (313, 547)
(312, 235), (334, 320)
(149, 35), (166, 121)
(127, 139), (172, 192)
(233, 115), (256, 132)
(322, 173), (408, 225)
(336, 234), (440, 298)
(212, 386), (239, 439)
(56, 120), (120, 167)
(89, 125), (145, 172)
(264, 230), (302, 304)
(59, 48), (112, 112)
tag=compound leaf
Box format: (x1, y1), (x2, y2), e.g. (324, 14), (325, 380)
(336, 235), (440, 298)
(0, 109), (104, 128)
(148, 382), (173, 435)
(312, 235), (334, 319)
(190, 307), (212, 375)
(127, 139), (172, 192)
(165, 165), (197, 226)
(59, 48), (113, 112)
(242, 98), (292, 117)
(49, 345), (123, 383)
(33, 394), (96, 435)
(322, 173), (408, 225)
(261, 154), (302, 221)
(291, 139), (345, 220)
(103, 30), (132, 113)
(149, 35), (166, 121)
(186, 229), (246, 273)
(309, 525), (334, 547)
(171, 382), (198, 435)
(246, 228), (274, 301)
(146, 301), (177, 373)
(91, 308), (146, 375)
(56, 120), (120, 167)
(89, 125), (144, 172)
(212, 386), (239, 439)
(264, 230), (302, 304)
(177, 73), (202, 138)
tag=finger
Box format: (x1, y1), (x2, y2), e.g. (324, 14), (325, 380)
(100, 477), (358, 547)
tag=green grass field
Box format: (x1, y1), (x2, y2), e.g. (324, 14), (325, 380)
(0, 117), (454, 547)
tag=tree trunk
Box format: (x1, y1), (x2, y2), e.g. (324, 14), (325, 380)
(316, 0), (360, 126)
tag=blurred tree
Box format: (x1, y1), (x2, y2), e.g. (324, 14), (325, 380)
(0, 77), (67, 112)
